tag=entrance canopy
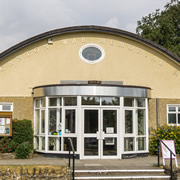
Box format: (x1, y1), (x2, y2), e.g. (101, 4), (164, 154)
(33, 84), (151, 98)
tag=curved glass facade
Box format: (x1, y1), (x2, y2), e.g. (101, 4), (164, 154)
(34, 95), (148, 159)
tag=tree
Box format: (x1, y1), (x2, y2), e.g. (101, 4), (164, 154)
(136, 0), (180, 57)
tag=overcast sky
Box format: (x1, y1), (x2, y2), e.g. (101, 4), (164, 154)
(0, 0), (169, 53)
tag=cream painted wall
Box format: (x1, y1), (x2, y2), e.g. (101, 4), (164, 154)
(0, 32), (179, 98)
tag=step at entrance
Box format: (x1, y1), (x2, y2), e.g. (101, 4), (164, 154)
(75, 169), (170, 180)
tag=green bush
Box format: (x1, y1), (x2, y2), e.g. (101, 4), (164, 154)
(0, 137), (17, 153)
(12, 119), (33, 158)
(15, 142), (33, 159)
(0, 120), (34, 159)
(12, 119), (33, 145)
(149, 124), (180, 154)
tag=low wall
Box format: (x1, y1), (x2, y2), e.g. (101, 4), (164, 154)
(0, 166), (71, 180)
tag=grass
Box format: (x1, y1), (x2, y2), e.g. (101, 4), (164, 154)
(152, 163), (163, 168)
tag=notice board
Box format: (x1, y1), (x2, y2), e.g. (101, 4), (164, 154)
(0, 112), (12, 136)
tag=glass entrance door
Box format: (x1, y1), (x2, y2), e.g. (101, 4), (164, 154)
(83, 109), (100, 158)
(101, 109), (118, 158)
(82, 108), (118, 159)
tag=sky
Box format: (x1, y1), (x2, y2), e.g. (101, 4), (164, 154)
(0, 0), (169, 53)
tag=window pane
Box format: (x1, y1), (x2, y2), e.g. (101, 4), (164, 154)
(125, 110), (133, 134)
(82, 96), (100, 105)
(137, 137), (146, 151)
(124, 137), (134, 151)
(103, 138), (117, 156)
(137, 99), (145, 107)
(65, 109), (75, 133)
(49, 109), (57, 134)
(103, 110), (117, 133)
(64, 97), (77, 106)
(64, 137), (77, 151)
(35, 110), (39, 135)
(35, 99), (40, 108)
(169, 107), (176, 112)
(178, 107), (180, 112)
(138, 109), (145, 135)
(34, 137), (39, 150)
(59, 138), (61, 151)
(41, 137), (45, 151)
(41, 98), (45, 107)
(58, 109), (62, 132)
(124, 98), (133, 107)
(178, 114), (180, 124)
(84, 138), (98, 156)
(49, 98), (57, 106)
(102, 97), (120, 106)
(84, 110), (98, 133)
(82, 47), (102, 61)
(41, 110), (45, 134)
(59, 98), (62, 106)
(168, 114), (176, 124)
(48, 137), (57, 151)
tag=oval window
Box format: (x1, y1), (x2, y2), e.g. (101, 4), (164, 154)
(79, 44), (105, 64)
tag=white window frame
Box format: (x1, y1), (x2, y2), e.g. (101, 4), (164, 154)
(123, 98), (148, 154)
(79, 43), (105, 64)
(167, 104), (180, 126)
(0, 103), (13, 112)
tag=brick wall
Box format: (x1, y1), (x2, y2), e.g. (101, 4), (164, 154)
(149, 98), (180, 133)
(0, 97), (33, 121)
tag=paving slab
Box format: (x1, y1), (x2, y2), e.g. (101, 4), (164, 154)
(0, 154), (178, 170)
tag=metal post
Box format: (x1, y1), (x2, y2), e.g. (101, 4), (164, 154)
(170, 151), (173, 180)
(72, 153), (75, 180)
(157, 139), (160, 167)
(68, 141), (71, 167)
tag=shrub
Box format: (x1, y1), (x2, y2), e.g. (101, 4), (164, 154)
(15, 142), (33, 159)
(12, 119), (33, 145)
(12, 119), (33, 158)
(8, 140), (18, 152)
(0, 137), (17, 153)
(149, 124), (180, 154)
(0, 120), (34, 159)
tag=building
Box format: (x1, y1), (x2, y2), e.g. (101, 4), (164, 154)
(0, 26), (179, 159)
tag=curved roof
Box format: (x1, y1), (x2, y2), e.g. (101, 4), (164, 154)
(0, 25), (179, 64)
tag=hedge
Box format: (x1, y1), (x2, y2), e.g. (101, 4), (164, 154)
(12, 119), (33, 145)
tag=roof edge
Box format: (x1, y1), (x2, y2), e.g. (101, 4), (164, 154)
(33, 83), (151, 90)
(0, 25), (179, 63)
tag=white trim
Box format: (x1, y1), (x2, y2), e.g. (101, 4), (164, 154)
(45, 97), (48, 151)
(75, 169), (165, 173)
(79, 44), (105, 64)
(75, 176), (170, 179)
(146, 98), (149, 152)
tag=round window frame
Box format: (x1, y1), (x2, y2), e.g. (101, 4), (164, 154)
(79, 44), (105, 64)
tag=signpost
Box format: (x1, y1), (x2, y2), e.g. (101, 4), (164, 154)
(161, 140), (178, 167)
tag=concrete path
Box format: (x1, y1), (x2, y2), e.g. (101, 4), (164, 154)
(0, 154), (178, 169)
(75, 156), (159, 170)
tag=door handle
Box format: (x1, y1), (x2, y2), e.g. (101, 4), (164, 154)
(101, 131), (105, 140)
(97, 131), (100, 140)
(97, 131), (105, 140)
